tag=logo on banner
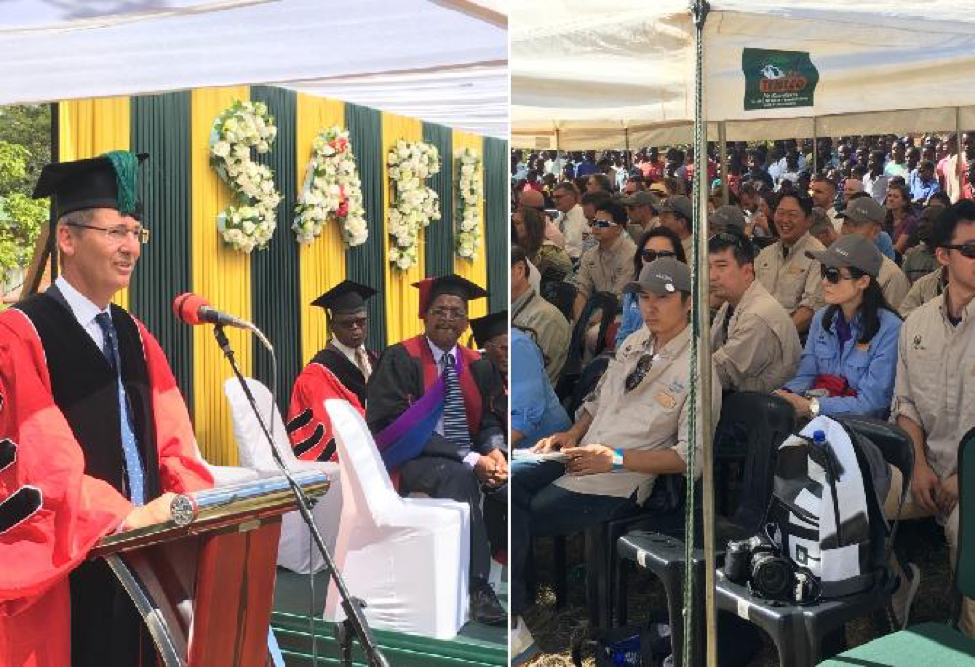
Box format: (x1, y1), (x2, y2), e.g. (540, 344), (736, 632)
(742, 48), (819, 111)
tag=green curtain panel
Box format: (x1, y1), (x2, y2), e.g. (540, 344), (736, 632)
(130, 92), (195, 412)
(250, 86), (302, 413)
(422, 122), (454, 277)
(484, 137), (509, 313)
(345, 103), (387, 351)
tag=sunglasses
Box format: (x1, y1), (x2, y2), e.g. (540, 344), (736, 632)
(624, 353), (654, 392)
(591, 219), (616, 229)
(641, 249), (676, 263)
(820, 265), (853, 284)
(943, 243), (975, 259)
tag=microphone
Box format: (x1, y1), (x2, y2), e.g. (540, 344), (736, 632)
(172, 293), (254, 330)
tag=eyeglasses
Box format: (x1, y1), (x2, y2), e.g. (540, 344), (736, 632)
(590, 219), (616, 229)
(943, 243), (975, 259)
(624, 353), (654, 392)
(641, 249), (675, 263)
(820, 265), (853, 284)
(67, 222), (150, 245)
(333, 317), (367, 330)
(429, 307), (468, 321)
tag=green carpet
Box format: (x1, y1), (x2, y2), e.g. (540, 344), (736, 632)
(819, 622), (975, 666)
(271, 568), (507, 666)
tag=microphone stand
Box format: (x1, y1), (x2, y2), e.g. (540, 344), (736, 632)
(212, 325), (389, 667)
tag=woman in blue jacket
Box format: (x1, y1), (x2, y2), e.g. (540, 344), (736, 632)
(511, 327), (571, 449)
(775, 233), (902, 419)
(614, 226), (687, 349)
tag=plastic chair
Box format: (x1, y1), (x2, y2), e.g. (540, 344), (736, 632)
(712, 415), (915, 667)
(224, 377), (343, 574)
(819, 427), (975, 666)
(614, 392), (795, 667)
(190, 436), (264, 487)
(323, 399), (471, 640)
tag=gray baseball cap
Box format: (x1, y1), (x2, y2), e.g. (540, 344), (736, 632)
(806, 233), (882, 278)
(659, 195), (693, 220)
(620, 190), (660, 210)
(837, 196), (885, 226)
(709, 205), (746, 231)
(624, 257), (692, 295)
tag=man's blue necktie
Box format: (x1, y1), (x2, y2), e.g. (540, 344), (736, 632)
(94, 312), (145, 506)
(441, 353), (472, 458)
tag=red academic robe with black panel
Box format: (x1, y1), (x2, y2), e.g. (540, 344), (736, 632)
(285, 342), (378, 461)
(0, 290), (213, 667)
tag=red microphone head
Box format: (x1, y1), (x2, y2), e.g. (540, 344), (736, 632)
(173, 293), (211, 325)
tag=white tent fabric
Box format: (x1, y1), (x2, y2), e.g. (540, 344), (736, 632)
(512, 0), (975, 148)
(2, 0), (508, 138)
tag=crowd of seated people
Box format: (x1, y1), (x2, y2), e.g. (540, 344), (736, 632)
(510, 135), (975, 664)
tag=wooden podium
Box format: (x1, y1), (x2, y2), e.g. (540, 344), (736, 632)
(90, 470), (330, 667)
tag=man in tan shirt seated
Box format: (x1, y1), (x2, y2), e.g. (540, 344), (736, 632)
(837, 195), (910, 310)
(511, 245), (571, 384)
(509, 257), (721, 661)
(570, 198), (637, 321)
(754, 192), (826, 334)
(886, 200), (975, 634)
(709, 229), (801, 394)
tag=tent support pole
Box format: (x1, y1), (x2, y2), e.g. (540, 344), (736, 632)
(690, 3), (716, 667)
(624, 127), (631, 170)
(718, 122), (728, 205)
(813, 118), (819, 175)
(957, 107), (964, 202)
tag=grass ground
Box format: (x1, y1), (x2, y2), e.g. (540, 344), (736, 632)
(521, 512), (953, 666)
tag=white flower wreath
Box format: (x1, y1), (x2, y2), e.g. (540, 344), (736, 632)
(209, 99), (281, 253)
(455, 147), (482, 260)
(293, 126), (368, 246)
(387, 139), (441, 270)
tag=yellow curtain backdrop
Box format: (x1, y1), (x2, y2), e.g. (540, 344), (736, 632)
(296, 95), (347, 365)
(451, 131), (489, 320)
(190, 86), (252, 465)
(58, 97), (132, 308)
(381, 112), (424, 345)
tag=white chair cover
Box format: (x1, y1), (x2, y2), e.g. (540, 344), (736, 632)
(191, 436), (263, 487)
(323, 399), (470, 640)
(224, 377), (343, 574)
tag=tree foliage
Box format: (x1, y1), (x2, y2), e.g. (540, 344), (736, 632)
(0, 105), (51, 276)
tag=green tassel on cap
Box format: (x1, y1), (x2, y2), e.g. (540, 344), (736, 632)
(101, 150), (139, 216)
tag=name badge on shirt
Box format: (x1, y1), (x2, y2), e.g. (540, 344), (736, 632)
(855, 342), (870, 352)
(789, 266), (803, 275)
(655, 391), (677, 409)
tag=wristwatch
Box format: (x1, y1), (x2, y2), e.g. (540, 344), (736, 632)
(612, 448), (625, 470)
(809, 397), (821, 419)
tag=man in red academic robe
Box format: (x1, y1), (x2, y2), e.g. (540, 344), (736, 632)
(0, 152), (213, 667)
(365, 275), (507, 626)
(286, 280), (379, 461)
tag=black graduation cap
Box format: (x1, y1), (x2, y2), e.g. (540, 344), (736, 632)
(310, 280), (377, 315)
(32, 151), (149, 220)
(470, 310), (508, 348)
(412, 274), (489, 318)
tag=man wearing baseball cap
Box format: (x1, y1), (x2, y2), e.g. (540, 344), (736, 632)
(658, 195), (695, 260)
(708, 205), (747, 235)
(621, 190), (660, 241)
(838, 195), (910, 309)
(510, 257), (721, 663)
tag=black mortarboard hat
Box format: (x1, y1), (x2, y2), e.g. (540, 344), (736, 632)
(32, 151), (149, 220)
(470, 311), (508, 348)
(412, 274), (489, 318)
(311, 280), (377, 315)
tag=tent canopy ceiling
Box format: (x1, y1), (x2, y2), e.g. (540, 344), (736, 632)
(512, 0), (975, 148)
(2, 0), (509, 138)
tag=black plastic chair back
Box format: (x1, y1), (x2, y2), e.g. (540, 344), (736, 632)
(540, 280), (576, 323)
(835, 415), (913, 492)
(955, 427), (975, 601)
(714, 391), (795, 532)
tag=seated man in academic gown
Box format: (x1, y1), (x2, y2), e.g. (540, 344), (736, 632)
(287, 280), (379, 461)
(366, 275), (508, 626)
(0, 151), (214, 667)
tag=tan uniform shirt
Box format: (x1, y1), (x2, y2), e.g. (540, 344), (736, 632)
(755, 232), (826, 315)
(512, 286), (571, 384)
(891, 288), (975, 478)
(899, 268), (947, 319)
(571, 233), (638, 301)
(681, 235), (694, 264)
(710, 280), (801, 393)
(878, 255), (910, 310)
(553, 325), (722, 503)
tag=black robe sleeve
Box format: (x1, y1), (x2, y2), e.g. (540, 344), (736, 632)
(470, 358), (507, 455)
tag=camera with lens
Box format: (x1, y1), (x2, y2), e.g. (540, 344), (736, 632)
(723, 534), (814, 602)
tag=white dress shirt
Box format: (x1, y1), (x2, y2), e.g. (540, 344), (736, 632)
(331, 336), (372, 378)
(55, 276), (111, 351)
(425, 337), (480, 467)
